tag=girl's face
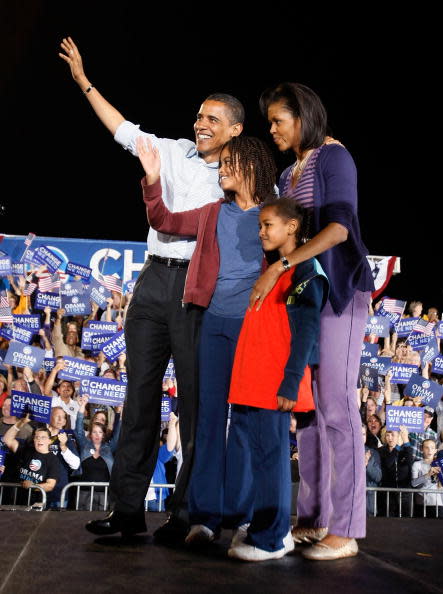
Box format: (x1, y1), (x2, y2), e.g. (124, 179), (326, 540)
(267, 100), (302, 154)
(259, 206), (298, 255)
(219, 147), (250, 195)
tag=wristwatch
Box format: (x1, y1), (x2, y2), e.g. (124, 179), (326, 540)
(280, 256), (291, 271)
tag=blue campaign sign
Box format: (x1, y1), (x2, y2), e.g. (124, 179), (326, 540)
(66, 261), (92, 281)
(404, 374), (443, 409)
(161, 396), (171, 421)
(34, 245), (63, 273)
(58, 357), (97, 381)
(124, 280), (136, 295)
(91, 333), (115, 353)
(375, 307), (402, 328)
(432, 355), (443, 376)
(0, 325), (33, 344)
(81, 328), (110, 351)
(34, 292), (61, 311)
(163, 358), (175, 381)
(389, 363), (419, 384)
(365, 316), (390, 337)
(0, 256), (12, 276)
(13, 314), (41, 332)
(395, 317), (419, 338)
(11, 262), (25, 276)
(60, 281), (85, 297)
(3, 342), (45, 371)
(0, 235), (147, 286)
(101, 330), (126, 362)
(385, 405), (425, 432)
(61, 294), (92, 317)
(436, 321), (443, 338)
(421, 338), (440, 364)
(43, 358), (56, 373)
(359, 365), (379, 391)
(10, 390), (52, 423)
(120, 372), (127, 384)
(79, 377), (126, 406)
(360, 356), (392, 375)
(407, 332), (433, 351)
(85, 277), (110, 309)
(431, 457), (443, 486)
(87, 321), (118, 333)
(361, 342), (379, 359)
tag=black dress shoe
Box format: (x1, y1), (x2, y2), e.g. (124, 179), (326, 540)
(85, 510), (147, 536)
(153, 515), (189, 544)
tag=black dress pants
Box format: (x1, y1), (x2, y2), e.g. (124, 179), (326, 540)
(110, 258), (202, 515)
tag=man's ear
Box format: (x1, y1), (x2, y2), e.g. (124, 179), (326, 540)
(231, 122), (243, 138)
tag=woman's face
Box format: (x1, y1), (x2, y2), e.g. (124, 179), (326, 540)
(367, 416), (381, 435)
(94, 412), (107, 425)
(34, 430), (51, 453)
(366, 399), (377, 416)
(267, 100), (302, 153)
(91, 425), (105, 445)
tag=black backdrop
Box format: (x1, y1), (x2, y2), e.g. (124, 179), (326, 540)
(2, 3), (441, 309)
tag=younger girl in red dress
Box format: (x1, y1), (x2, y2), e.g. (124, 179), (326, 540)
(227, 197), (328, 562)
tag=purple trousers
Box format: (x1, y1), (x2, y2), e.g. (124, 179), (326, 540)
(296, 290), (370, 538)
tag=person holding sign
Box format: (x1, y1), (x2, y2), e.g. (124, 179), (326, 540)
(2, 414), (61, 504)
(409, 407), (438, 461)
(59, 37), (245, 541)
(249, 83), (374, 560)
(411, 439), (443, 517)
(379, 427), (413, 516)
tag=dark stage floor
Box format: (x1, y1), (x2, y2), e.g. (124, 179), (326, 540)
(0, 512), (441, 594)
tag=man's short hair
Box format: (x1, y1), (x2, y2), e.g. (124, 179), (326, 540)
(205, 93), (245, 125)
(422, 438), (436, 449)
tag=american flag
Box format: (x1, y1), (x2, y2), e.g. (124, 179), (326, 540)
(412, 318), (435, 336)
(0, 306), (13, 324)
(382, 298), (406, 315)
(98, 273), (122, 294)
(24, 232), (36, 247)
(38, 272), (60, 293)
(24, 282), (38, 296)
(0, 292), (10, 308)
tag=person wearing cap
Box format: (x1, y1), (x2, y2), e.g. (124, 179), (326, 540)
(409, 407), (438, 462)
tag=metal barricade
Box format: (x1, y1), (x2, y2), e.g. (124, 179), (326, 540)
(366, 487), (443, 518)
(0, 482), (47, 510)
(60, 482), (175, 511)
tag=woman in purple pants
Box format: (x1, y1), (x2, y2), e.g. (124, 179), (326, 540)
(250, 82), (374, 560)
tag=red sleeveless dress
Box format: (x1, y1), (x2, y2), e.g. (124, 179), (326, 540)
(228, 269), (314, 412)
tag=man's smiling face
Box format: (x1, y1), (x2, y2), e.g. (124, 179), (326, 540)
(193, 100), (241, 163)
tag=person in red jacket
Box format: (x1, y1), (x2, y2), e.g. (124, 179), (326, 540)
(227, 197), (328, 561)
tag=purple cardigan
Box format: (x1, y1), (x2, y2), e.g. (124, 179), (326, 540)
(279, 144), (374, 315)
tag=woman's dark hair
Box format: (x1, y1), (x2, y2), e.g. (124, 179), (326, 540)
(32, 425), (51, 439)
(259, 82), (328, 153)
(260, 196), (309, 246)
(221, 136), (277, 205)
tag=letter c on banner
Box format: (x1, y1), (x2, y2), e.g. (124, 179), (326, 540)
(90, 249), (121, 279)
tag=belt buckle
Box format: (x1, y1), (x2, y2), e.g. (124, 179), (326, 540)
(167, 258), (173, 267)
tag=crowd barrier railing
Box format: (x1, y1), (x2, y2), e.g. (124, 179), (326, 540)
(366, 487), (442, 518)
(0, 482), (47, 509)
(59, 482), (175, 511)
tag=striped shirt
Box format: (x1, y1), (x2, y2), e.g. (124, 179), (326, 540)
(280, 145), (324, 209)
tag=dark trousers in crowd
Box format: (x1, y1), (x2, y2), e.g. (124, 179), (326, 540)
(109, 259), (202, 516)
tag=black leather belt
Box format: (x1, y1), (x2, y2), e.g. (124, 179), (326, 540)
(149, 254), (190, 268)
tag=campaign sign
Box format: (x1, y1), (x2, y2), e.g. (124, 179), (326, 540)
(360, 356), (392, 375)
(120, 372), (127, 384)
(124, 280), (136, 295)
(0, 447), (6, 473)
(10, 390), (52, 423)
(81, 328), (110, 351)
(22, 248), (37, 265)
(58, 357), (97, 381)
(365, 316), (390, 337)
(13, 314), (41, 332)
(61, 294), (92, 316)
(431, 457), (443, 486)
(432, 355), (443, 376)
(385, 405), (424, 432)
(87, 321), (118, 333)
(421, 338), (440, 365)
(359, 365), (379, 391)
(43, 358), (56, 373)
(66, 261), (92, 281)
(161, 396), (171, 422)
(407, 332), (433, 351)
(404, 374), (443, 409)
(436, 321), (443, 338)
(34, 245), (63, 273)
(34, 292), (61, 311)
(85, 277), (111, 309)
(79, 377), (126, 406)
(60, 281), (85, 297)
(11, 262), (25, 276)
(3, 342), (45, 371)
(388, 363), (419, 384)
(375, 307), (402, 328)
(0, 324), (33, 344)
(361, 342), (379, 359)
(0, 256), (12, 276)
(101, 330), (126, 362)
(163, 358), (175, 381)
(91, 333), (115, 353)
(395, 317), (419, 338)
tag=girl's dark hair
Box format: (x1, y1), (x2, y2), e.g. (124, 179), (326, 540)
(221, 136), (277, 205)
(260, 196), (309, 246)
(259, 82), (328, 153)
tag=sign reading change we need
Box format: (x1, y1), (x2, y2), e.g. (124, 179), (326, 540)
(79, 377), (126, 406)
(386, 405), (425, 432)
